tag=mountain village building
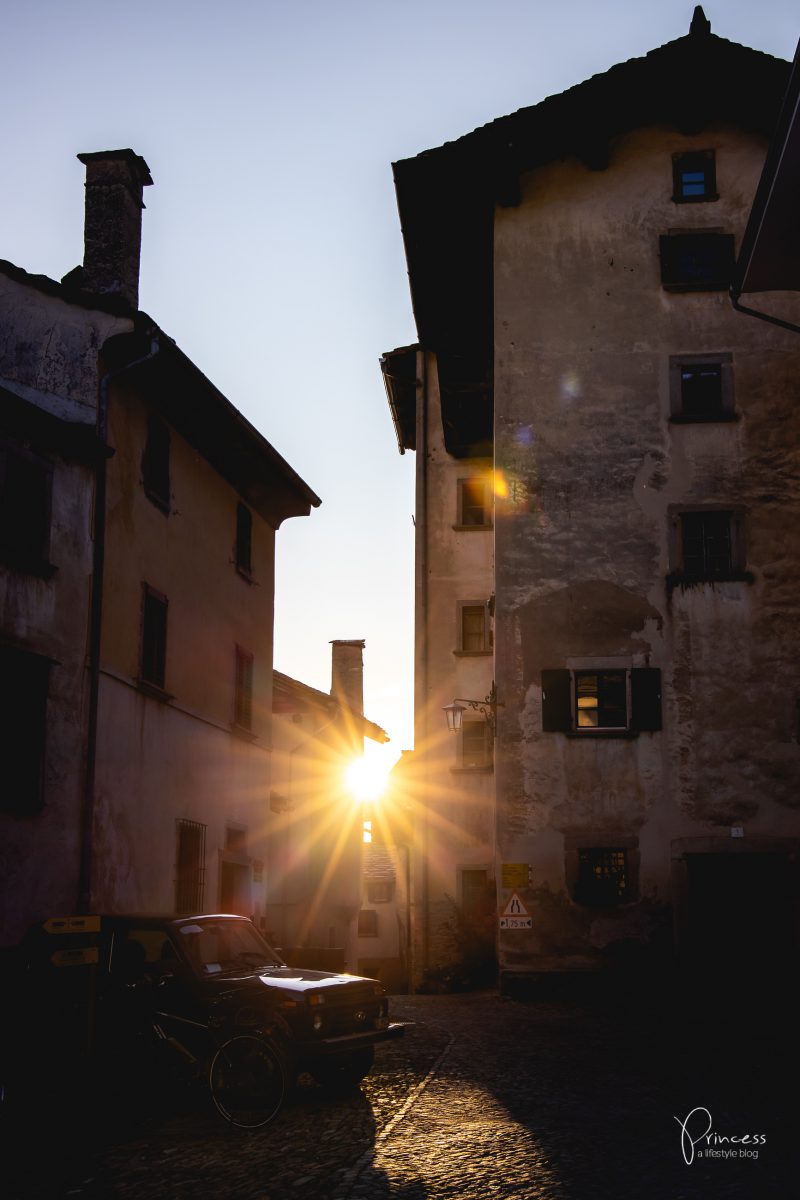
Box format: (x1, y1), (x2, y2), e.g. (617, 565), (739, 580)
(382, 10), (800, 993)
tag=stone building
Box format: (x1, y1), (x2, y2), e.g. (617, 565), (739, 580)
(268, 639), (388, 970)
(0, 150), (319, 944)
(382, 10), (800, 992)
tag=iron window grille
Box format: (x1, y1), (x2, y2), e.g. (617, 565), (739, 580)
(234, 646), (254, 731)
(660, 231), (735, 292)
(575, 847), (630, 907)
(175, 818), (206, 913)
(668, 507), (748, 586)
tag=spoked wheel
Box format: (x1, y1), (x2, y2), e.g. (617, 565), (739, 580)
(209, 1035), (286, 1129)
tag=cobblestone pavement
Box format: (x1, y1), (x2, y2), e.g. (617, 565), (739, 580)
(8, 990), (797, 1199)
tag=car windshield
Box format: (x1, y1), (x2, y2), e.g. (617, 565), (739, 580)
(176, 919), (284, 976)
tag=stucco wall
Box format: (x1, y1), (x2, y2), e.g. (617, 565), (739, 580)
(411, 352), (496, 983)
(493, 125), (800, 973)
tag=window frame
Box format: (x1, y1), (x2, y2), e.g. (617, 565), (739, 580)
(458, 718), (494, 770)
(0, 644), (50, 816)
(0, 441), (55, 576)
(672, 150), (718, 204)
(235, 501), (253, 578)
(669, 353), (736, 423)
(142, 413), (171, 514)
(175, 818), (207, 914)
(541, 667), (661, 736)
(659, 230), (735, 293)
(667, 505), (749, 587)
(139, 583), (169, 693)
(367, 880), (394, 904)
(233, 645), (254, 732)
(455, 477), (491, 530)
(357, 909), (379, 938)
(456, 600), (492, 655)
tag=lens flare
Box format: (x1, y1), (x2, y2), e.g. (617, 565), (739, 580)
(345, 755), (390, 802)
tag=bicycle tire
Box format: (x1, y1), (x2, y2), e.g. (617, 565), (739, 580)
(209, 1034), (285, 1130)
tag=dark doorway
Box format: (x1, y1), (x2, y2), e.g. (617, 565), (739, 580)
(683, 852), (798, 1009)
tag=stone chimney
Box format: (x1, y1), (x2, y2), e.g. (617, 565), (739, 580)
(330, 640), (365, 716)
(76, 149), (153, 309)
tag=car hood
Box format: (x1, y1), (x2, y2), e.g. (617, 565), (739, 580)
(203, 966), (377, 994)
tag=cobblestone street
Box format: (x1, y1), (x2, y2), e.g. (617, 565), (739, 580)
(10, 990), (797, 1200)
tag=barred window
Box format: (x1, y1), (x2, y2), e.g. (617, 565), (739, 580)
(575, 848), (629, 907)
(234, 646), (254, 730)
(175, 819), (206, 913)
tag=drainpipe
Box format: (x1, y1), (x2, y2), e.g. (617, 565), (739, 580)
(729, 286), (800, 336)
(77, 331), (161, 913)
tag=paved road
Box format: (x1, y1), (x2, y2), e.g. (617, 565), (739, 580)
(8, 990), (797, 1199)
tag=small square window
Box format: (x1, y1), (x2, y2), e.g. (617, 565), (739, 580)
(669, 353), (734, 422)
(575, 848), (630, 907)
(457, 478), (490, 528)
(235, 502), (252, 576)
(358, 909), (379, 937)
(234, 646), (254, 731)
(659, 232), (735, 292)
(672, 151), (717, 203)
(142, 414), (170, 512)
(461, 720), (493, 769)
(140, 584), (168, 689)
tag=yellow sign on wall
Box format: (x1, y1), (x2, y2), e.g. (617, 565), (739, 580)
(501, 863), (529, 889)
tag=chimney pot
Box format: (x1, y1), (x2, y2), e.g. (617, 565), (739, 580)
(76, 149), (153, 310)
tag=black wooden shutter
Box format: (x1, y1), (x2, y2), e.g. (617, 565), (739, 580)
(631, 668), (662, 731)
(541, 670), (571, 731)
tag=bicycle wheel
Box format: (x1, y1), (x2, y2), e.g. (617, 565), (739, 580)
(209, 1035), (286, 1129)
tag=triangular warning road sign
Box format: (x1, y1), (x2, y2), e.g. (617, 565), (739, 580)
(502, 892), (530, 917)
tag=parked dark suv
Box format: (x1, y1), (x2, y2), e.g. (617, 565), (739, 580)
(12, 913), (405, 1101)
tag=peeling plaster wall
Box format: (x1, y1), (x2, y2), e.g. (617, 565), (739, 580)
(0, 276), (131, 944)
(493, 125), (800, 974)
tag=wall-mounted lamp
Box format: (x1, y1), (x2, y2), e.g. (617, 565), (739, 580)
(443, 682), (502, 737)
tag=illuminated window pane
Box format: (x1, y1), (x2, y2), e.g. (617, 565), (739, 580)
(575, 671), (626, 729)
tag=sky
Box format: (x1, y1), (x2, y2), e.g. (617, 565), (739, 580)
(2, 0), (798, 774)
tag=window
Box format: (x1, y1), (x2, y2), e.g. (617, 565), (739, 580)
(459, 603), (491, 653)
(358, 909), (378, 937)
(672, 150), (717, 203)
(225, 825), (247, 854)
(457, 477), (490, 528)
(140, 584), (168, 690)
(574, 848), (630, 907)
(235, 502), (252, 576)
(670, 509), (746, 584)
(175, 818), (206, 913)
(0, 645), (49, 816)
(0, 443), (53, 573)
(234, 646), (254, 730)
(142, 413), (170, 512)
(669, 353), (734, 422)
(541, 668), (661, 734)
(575, 670), (627, 729)
(367, 880), (394, 904)
(461, 720), (493, 768)
(659, 231), (735, 292)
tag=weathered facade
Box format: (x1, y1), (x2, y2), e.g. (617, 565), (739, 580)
(0, 150), (319, 944)
(269, 640), (388, 970)
(383, 11), (800, 991)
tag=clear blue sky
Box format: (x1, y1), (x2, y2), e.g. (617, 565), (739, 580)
(2, 2), (797, 763)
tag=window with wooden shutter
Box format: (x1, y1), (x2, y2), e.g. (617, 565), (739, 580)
(541, 668), (661, 735)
